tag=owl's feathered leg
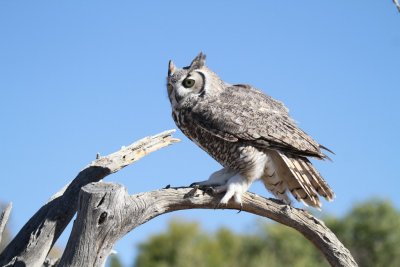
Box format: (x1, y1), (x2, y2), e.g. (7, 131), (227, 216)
(216, 150), (267, 208)
(190, 167), (236, 187)
(219, 173), (251, 207)
(261, 152), (291, 205)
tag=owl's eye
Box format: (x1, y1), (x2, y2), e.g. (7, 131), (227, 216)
(182, 78), (195, 88)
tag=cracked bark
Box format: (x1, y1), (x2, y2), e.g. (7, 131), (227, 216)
(0, 130), (179, 267)
(59, 182), (357, 267)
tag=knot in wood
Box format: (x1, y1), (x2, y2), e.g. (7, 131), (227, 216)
(98, 211), (108, 225)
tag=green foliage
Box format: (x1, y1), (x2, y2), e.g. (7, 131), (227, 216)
(258, 223), (328, 267)
(327, 199), (400, 267)
(127, 199), (400, 267)
(135, 221), (222, 267)
(109, 255), (123, 267)
(133, 219), (329, 267)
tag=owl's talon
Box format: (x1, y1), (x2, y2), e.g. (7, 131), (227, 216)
(190, 182), (199, 187)
(191, 184), (199, 191)
(190, 184), (222, 196)
(204, 186), (216, 195)
(197, 186), (213, 195)
(237, 203), (243, 213)
(190, 181), (221, 188)
(184, 186), (199, 198)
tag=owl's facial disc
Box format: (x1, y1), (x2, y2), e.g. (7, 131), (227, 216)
(167, 68), (186, 99)
(167, 54), (208, 106)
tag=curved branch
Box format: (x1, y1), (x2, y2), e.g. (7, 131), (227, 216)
(0, 130), (179, 267)
(59, 182), (358, 267)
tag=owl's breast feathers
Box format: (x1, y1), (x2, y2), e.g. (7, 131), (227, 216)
(174, 84), (330, 160)
(172, 106), (239, 168)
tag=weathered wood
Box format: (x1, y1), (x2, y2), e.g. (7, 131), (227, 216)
(0, 130), (179, 267)
(42, 258), (59, 267)
(59, 182), (357, 267)
(1, 129), (356, 267)
(0, 203), (12, 247)
(58, 183), (128, 267)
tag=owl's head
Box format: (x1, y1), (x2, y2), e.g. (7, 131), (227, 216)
(167, 53), (223, 107)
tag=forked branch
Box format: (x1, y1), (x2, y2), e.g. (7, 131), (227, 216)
(0, 130), (179, 267)
(0, 130), (357, 267)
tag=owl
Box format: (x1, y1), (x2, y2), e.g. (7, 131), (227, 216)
(166, 53), (335, 209)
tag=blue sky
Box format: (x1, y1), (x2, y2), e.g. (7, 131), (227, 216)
(0, 1), (399, 265)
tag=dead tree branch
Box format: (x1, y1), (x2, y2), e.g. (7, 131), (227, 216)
(0, 129), (357, 267)
(0, 130), (179, 267)
(0, 203), (12, 247)
(59, 182), (357, 267)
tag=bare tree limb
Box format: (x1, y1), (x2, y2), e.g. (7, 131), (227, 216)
(0, 203), (12, 247)
(0, 130), (179, 267)
(59, 182), (358, 267)
(1, 129), (356, 267)
(394, 0), (400, 12)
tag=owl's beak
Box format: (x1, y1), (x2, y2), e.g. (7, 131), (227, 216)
(168, 60), (176, 76)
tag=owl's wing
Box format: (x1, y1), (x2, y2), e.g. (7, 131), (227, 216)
(190, 84), (329, 159)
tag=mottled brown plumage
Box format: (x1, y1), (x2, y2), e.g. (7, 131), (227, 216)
(167, 53), (334, 208)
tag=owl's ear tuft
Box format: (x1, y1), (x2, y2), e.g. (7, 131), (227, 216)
(168, 60), (176, 76)
(188, 52), (206, 70)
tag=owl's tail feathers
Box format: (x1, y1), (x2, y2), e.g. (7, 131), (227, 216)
(270, 151), (335, 209)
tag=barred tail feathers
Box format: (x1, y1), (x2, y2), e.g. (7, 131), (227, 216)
(268, 151), (334, 208)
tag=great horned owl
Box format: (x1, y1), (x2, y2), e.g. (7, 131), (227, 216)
(166, 53), (334, 209)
